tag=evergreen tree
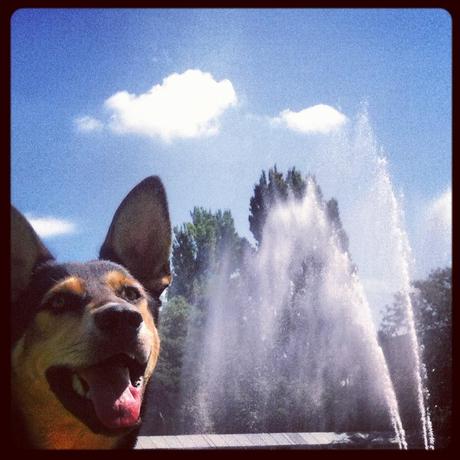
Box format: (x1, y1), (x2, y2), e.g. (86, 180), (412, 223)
(249, 165), (293, 245)
(249, 165), (333, 246)
(326, 198), (350, 254)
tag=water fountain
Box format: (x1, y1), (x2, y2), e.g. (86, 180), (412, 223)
(175, 110), (434, 449)
(179, 180), (405, 447)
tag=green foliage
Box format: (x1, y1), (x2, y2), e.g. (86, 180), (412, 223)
(168, 207), (250, 303)
(169, 228), (197, 301)
(286, 167), (307, 199)
(145, 166), (452, 441)
(146, 296), (191, 433)
(326, 198), (350, 254)
(379, 267), (452, 446)
(412, 267), (452, 447)
(148, 165), (358, 435)
(249, 166), (309, 245)
(379, 292), (410, 337)
(412, 267), (451, 333)
(248, 165), (353, 302)
(248, 165), (347, 251)
(380, 267), (452, 337)
(152, 207), (252, 433)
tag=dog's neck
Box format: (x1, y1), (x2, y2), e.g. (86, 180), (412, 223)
(12, 338), (120, 449)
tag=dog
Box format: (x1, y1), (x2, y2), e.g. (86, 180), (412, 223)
(11, 176), (172, 449)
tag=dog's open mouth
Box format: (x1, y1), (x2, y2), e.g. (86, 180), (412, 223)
(46, 353), (147, 435)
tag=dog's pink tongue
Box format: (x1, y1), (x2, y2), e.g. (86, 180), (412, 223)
(79, 364), (141, 430)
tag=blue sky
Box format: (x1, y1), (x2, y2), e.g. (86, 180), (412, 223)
(11, 9), (451, 315)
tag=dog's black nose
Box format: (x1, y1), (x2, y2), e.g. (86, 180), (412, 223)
(94, 303), (143, 334)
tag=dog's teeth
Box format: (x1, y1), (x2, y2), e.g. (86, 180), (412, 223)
(72, 374), (86, 397)
(134, 376), (143, 387)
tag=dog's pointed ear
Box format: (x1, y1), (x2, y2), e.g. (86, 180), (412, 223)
(11, 206), (55, 303)
(99, 176), (172, 297)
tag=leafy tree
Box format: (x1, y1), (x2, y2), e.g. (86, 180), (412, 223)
(412, 267), (451, 336)
(379, 292), (408, 337)
(168, 207), (250, 303)
(408, 267), (451, 448)
(379, 267), (452, 447)
(168, 227), (197, 302)
(158, 207), (252, 433)
(380, 267), (451, 339)
(142, 296), (191, 434)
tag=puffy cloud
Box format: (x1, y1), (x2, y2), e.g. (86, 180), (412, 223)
(414, 187), (452, 275)
(74, 115), (103, 132)
(425, 187), (452, 257)
(25, 214), (76, 238)
(273, 104), (348, 134)
(104, 69), (237, 141)
(427, 187), (451, 232)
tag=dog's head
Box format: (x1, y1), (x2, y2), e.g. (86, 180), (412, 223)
(11, 177), (171, 448)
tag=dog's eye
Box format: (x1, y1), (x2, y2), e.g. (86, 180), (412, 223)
(119, 285), (142, 302)
(44, 292), (85, 313)
(50, 294), (66, 309)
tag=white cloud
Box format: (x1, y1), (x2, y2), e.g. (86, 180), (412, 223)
(273, 104), (348, 134)
(414, 187), (452, 275)
(25, 214), (77, 238)
(104, 69), (237, 142)
(427, 187), (451, 232)
(74, 115), (104, 132)
(425, 187), (452, 257)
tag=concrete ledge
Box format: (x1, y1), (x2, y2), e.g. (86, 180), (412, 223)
(135, 432), (400, 449)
